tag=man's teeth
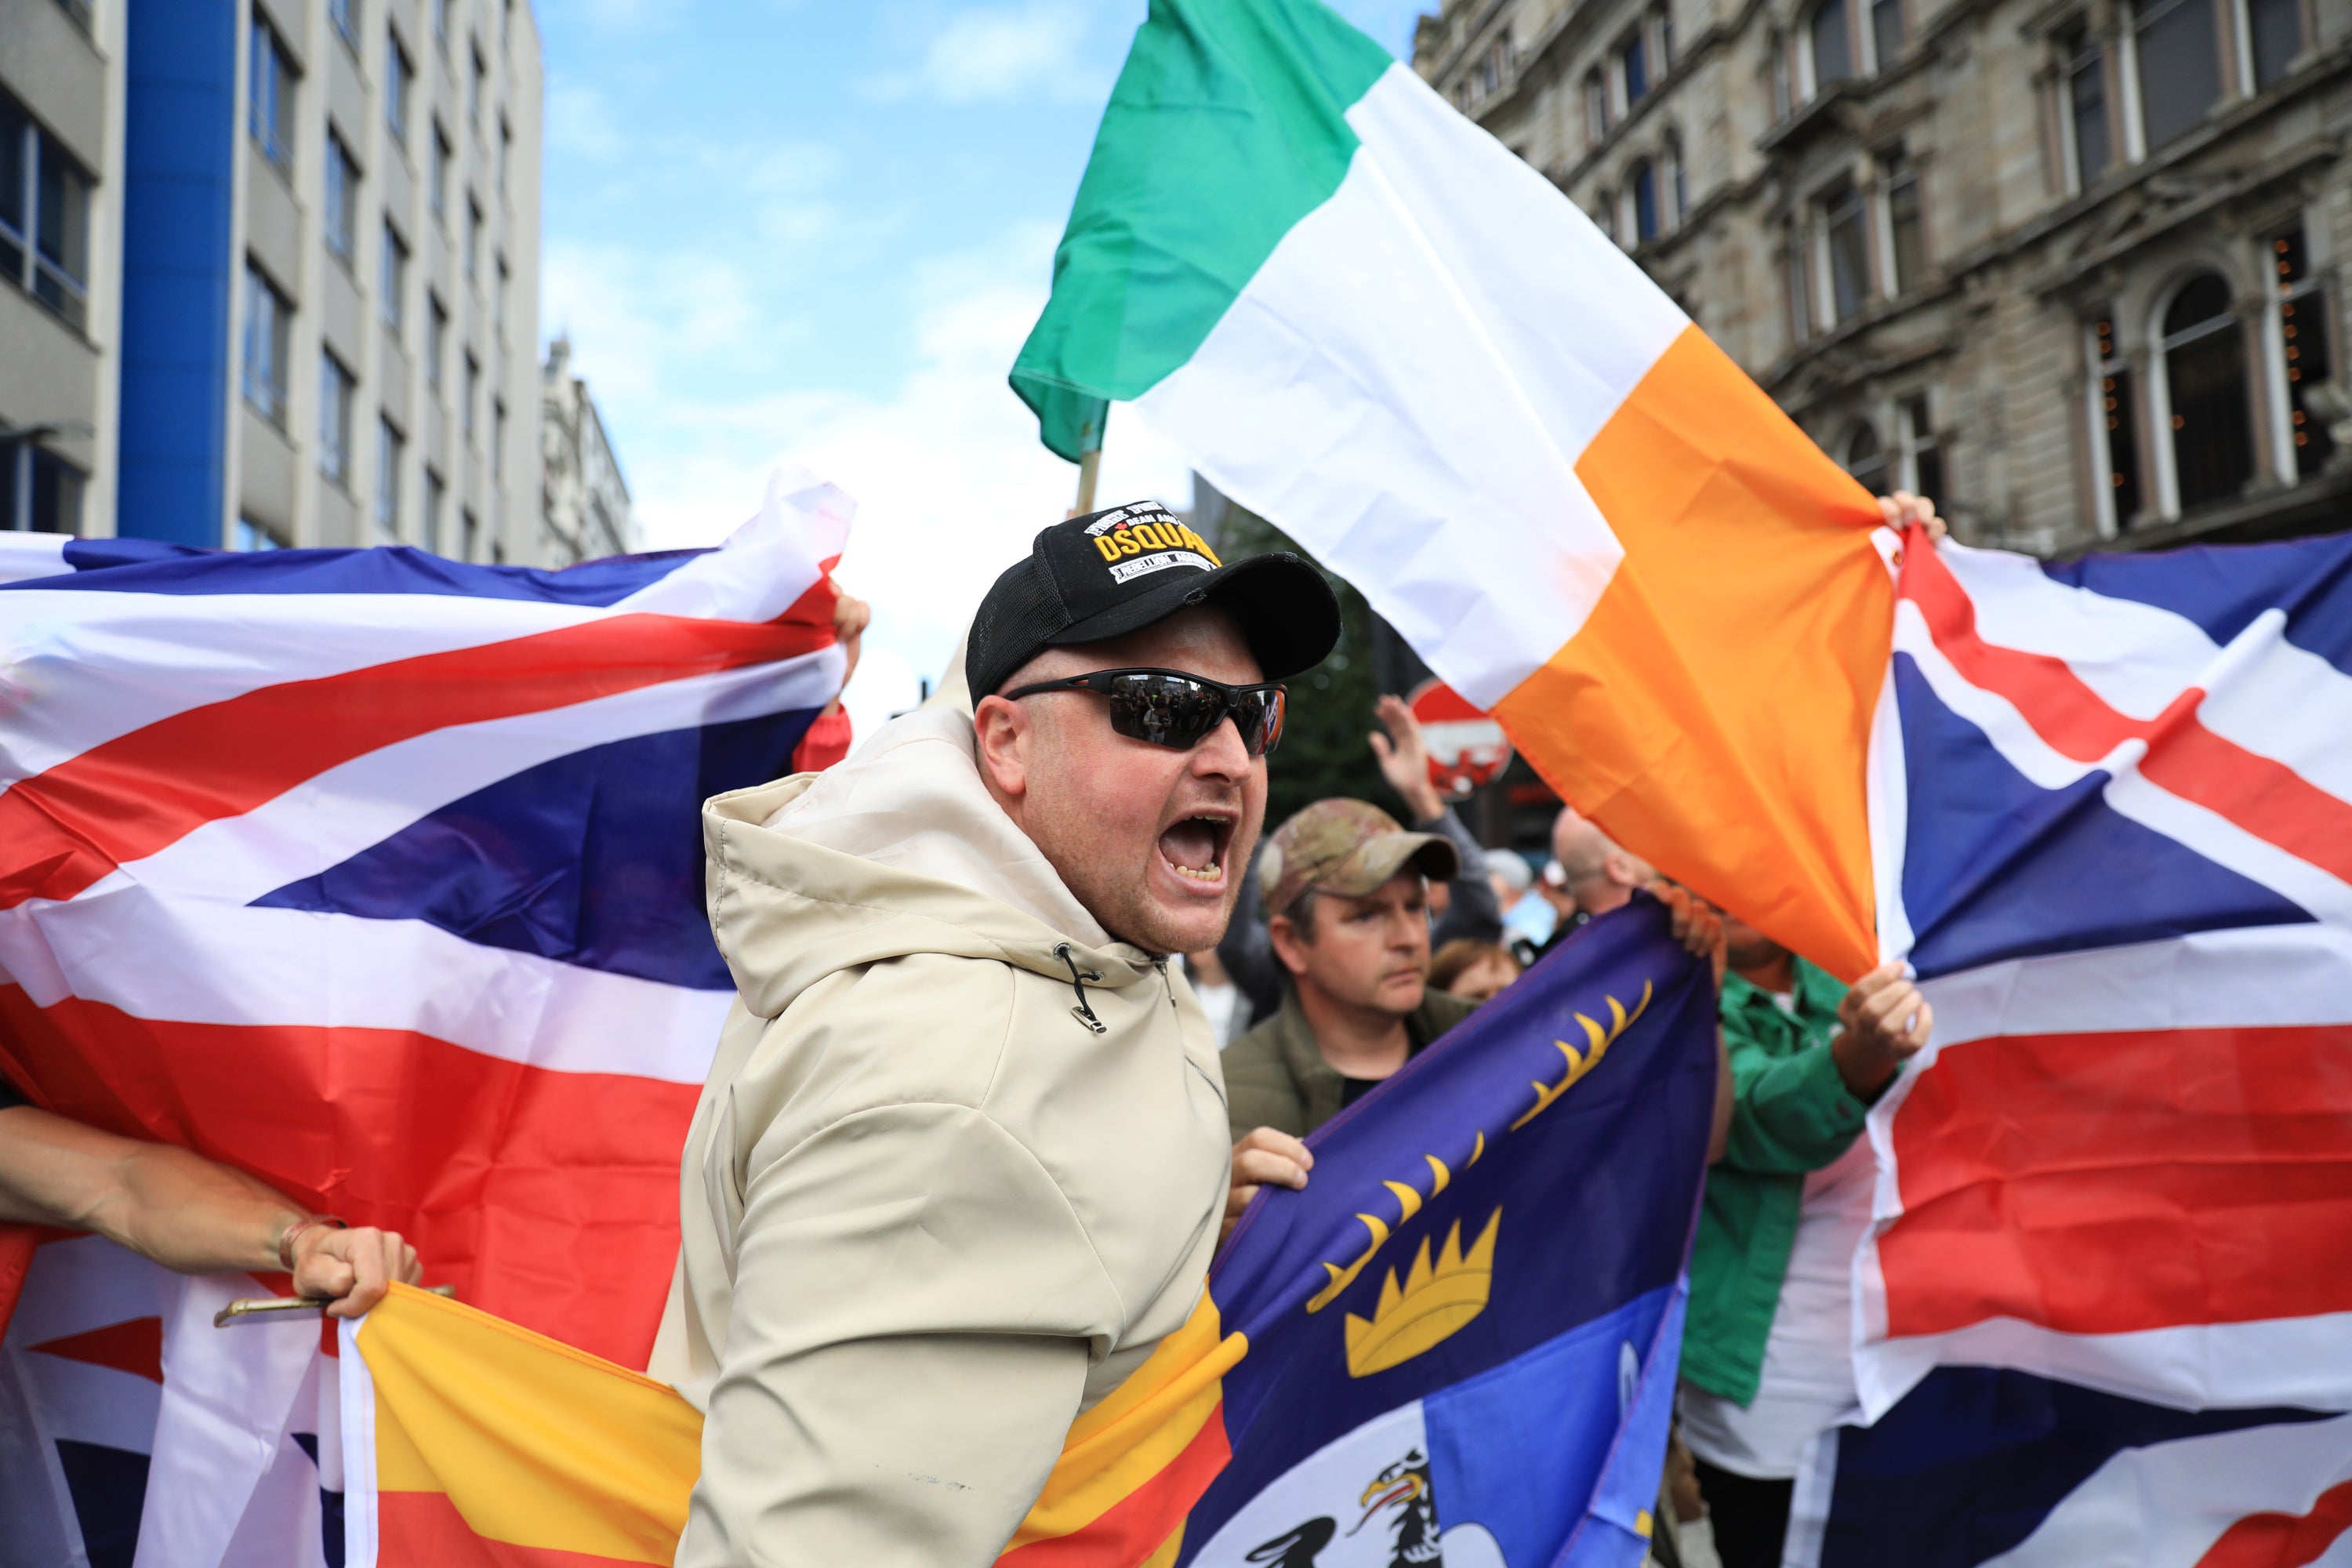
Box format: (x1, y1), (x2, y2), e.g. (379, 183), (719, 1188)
(1160, 818), (1224, 878)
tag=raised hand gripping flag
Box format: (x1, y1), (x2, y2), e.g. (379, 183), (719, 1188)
(334, 898), (1718, 1568)
(0, 470), (852, 1566)
(1014, 0), (1893, 978)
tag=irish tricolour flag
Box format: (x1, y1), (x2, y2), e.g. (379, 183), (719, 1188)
(1014, 0), (1896, 978)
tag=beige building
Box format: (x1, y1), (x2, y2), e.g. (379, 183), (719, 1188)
(1, 0), (564, 565)
(222, 0), (544, 559)
(539, 333), (634, 565)
(1415, 0), (2351, 553)
(0, 0), (122, 537)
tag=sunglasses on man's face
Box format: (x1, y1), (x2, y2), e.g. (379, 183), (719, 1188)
(1002, 667), (1287, 757)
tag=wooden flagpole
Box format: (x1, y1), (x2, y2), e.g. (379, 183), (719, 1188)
(1072, 400), (1107, 515)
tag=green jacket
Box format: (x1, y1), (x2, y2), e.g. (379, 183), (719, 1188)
(1221, 985), (1479, 1142)
(1682, 956), (1871, 1405)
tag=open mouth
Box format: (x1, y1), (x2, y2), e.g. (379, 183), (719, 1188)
(1157, 812), (1235, 887)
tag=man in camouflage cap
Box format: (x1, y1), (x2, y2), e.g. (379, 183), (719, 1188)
(1216, 798), (1476, 1236)
(1253, 798), (1458, 933)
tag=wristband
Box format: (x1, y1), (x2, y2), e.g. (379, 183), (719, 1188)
(277, 1214), (347, 1272)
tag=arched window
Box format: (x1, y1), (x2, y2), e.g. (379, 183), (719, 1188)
(1629, 159), (1660, 242)
(1807, 0), (1854, 93)
(1844, 421), (1889, 494)
(2275, 227), (2339, 477)
(2088, 310), (2143, 531)
(2159, 272), (2253, 510)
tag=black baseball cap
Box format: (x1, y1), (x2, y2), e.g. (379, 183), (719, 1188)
(966, 500), (1342, 700)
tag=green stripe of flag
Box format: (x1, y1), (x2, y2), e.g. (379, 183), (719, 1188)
(1010, 0), (1394, 461)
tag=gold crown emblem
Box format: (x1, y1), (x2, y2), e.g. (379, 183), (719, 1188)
(1343, 1207), (1501, 1378)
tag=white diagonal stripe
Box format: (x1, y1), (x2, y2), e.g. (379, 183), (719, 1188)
(1894, 601), (2352, 923)
(0, 592), (613, 793)
(116, 648), (840, 905)
(1, 891), (728, 1082)
(1983, 1411), (2352, 1567)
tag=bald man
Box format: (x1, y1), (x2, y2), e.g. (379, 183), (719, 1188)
(1534, 810), (1655, 958)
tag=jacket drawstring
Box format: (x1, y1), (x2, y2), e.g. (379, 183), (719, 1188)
(1053, 943), (1107, 1034)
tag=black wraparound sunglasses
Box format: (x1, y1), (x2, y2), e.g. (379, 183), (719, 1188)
(1003, 667), (1288, 757)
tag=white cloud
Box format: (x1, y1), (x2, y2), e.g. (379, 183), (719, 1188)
(540, 240), (779, 407)
(862, 2), (1114, 106)
(546, 218), (1193, 745)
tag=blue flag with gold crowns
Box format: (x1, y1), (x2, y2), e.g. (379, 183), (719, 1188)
(1183, 895), (1718, 1568)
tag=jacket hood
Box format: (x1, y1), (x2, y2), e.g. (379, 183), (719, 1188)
(703, 706), (1160, 1018)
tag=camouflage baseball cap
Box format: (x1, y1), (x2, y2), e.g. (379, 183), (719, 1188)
(1258, 799), (1460, 920)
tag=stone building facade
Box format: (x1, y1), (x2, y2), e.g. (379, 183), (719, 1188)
(1414, 0), (2352, 553)
(539, 334), (634, 565)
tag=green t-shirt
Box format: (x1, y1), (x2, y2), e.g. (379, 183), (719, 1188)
(1681, 956), (1875, 1406)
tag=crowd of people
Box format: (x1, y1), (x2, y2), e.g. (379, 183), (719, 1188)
(0, 492), (1944, 1568)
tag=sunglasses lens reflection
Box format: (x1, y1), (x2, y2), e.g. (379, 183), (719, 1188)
(1102, 674), (1281, 757)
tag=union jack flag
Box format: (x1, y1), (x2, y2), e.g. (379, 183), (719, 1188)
(1790, 530), (2352, 1565)
(0, 470), (853, 1567)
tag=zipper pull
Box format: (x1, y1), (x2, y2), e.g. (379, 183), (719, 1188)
(1054, 943), (1107, 1035)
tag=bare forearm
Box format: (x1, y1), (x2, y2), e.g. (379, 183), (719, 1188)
(2, 1108), (416, 1310)
(0, 1109), (299, 1273)
(111, 1142), (304, 1273)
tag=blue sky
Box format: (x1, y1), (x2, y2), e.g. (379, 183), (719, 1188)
(536, 0), (1432, 731)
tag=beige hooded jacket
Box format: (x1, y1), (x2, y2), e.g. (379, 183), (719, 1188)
(648, 706), (1232, 1568)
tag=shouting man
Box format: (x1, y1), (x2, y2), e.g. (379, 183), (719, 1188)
(651, 501), (1339, 1566)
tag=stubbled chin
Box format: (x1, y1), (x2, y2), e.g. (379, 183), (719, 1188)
(1117, 873), (1238, 957)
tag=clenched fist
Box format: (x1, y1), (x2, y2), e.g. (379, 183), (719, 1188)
(1831, 961), (1933, 1100)
(1223, 1126), (1313, 1244)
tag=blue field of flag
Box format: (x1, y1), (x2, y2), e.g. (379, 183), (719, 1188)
(1186, 896), (1720, 1568)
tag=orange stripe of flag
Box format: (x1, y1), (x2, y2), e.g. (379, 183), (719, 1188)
(998, 1291), (1246, 1561)
(1499, 323), (1892, 979)
(378, 1490), (670, 1568)
(995, 1403), (1231, 1568)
